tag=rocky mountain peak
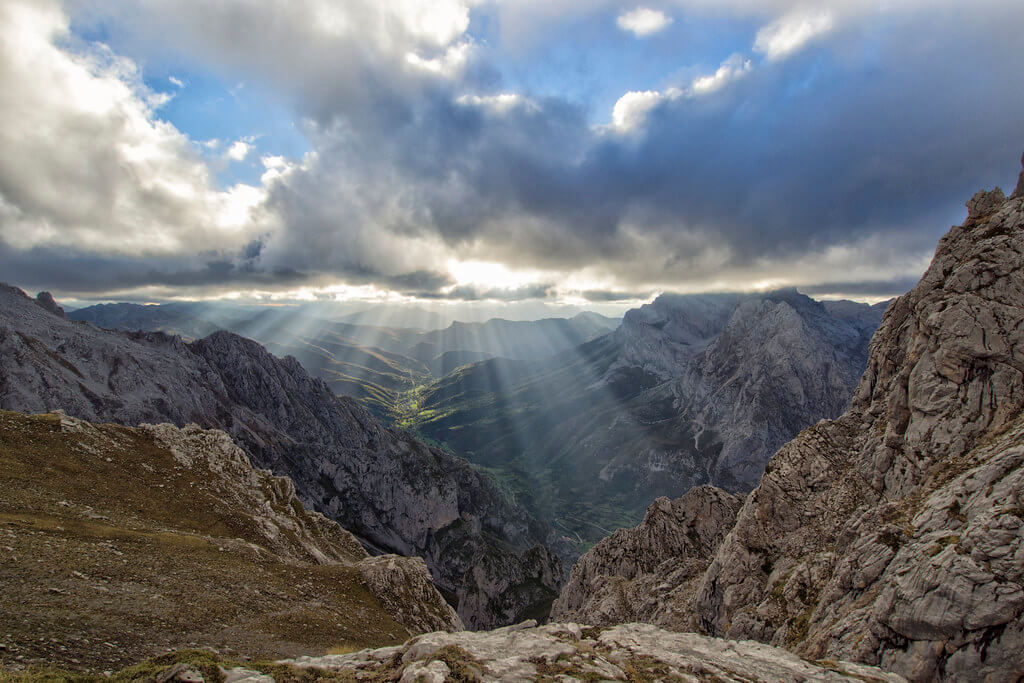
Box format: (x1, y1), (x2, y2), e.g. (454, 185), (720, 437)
(849, 177), (1024, 496)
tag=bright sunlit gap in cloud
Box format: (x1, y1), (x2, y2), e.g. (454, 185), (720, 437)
(446, 259), (546, 290)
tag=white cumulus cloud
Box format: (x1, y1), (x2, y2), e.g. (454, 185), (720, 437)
(226, 139), (252, 161)
(616, 7), (673, 37)
(611, 89), (674, 131)
(754, 9), (834, 60)
(0, 0), (272, 257)
(691, 54), (752, 94)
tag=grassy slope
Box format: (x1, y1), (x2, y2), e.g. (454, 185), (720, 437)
(0, 411), (409, 674)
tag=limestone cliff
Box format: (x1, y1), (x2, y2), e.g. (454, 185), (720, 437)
(695, 161), (1024, 680)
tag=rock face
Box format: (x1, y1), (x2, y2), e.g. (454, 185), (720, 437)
(0, 285), (562, 629)
(602, 288), (887, 491)
(695, 170), (1024, 680)
(284, 620), (905, 682)
(550, 486), (743, 629)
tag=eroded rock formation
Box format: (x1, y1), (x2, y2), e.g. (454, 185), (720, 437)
(550, 486), (742, 629)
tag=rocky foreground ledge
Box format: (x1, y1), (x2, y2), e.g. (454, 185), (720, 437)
(276, 621), (904, 682)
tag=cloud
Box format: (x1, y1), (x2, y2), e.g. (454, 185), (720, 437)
(691, 54), (752, 93)
(0, 0), (272, 261)
(424, 283), (556, 301)
(616, 7), (673, 37)
(611, 90), (672, 131)
(226, 138), (253, 161)
(580, 289), (654, 302)
(753, 9), (834, 60)
(798, 276), (920, 299)
(168, 75), (184, 88)
(456, 92), (537, 114)
(405, 40), (474, 78)
(5, 0), (1024, 307)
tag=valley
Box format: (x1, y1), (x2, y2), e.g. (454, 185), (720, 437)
(72, 290), (886, 555)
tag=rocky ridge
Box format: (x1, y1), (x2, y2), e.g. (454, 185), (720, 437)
(0, 287), (562, 629)
(600, 288), (888, 491)
(550, 486), (743, 629)
(0, 409), (457, 671)
(137, 418), (462, 636)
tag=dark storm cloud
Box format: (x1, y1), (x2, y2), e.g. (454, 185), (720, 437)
(580, 289), (654, 302)
(414, 283), (556, 301)
(798, 276), (922, 299)
(0, 243), (455, 299)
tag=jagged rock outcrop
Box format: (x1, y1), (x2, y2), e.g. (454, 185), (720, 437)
(0, 286), (562, 629)
(137, 418), (369, 565)
(284, 620), (905, 682)
(551, 486), (742, 629)
(34, 291), (65, 318)
(695, 163), (1024, 680)
(357, 555), (464, 636)
(138, 418), (463, 633)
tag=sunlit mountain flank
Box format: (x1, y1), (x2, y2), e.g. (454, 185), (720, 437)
(3, 0), (1024, 680)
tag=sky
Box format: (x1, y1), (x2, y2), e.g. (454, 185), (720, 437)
(1, 0), (1023, 315)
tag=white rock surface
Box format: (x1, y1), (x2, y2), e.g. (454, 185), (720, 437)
(284, 621), (905, 682)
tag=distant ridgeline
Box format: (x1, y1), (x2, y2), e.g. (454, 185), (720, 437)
(68, 288), (885, 554)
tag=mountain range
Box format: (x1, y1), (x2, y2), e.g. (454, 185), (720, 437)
(68, 289), (886, 554)
(2, 152), (1022, 682)
(68, 304), (620, 419)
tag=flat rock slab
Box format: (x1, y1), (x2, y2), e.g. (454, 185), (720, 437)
(284, 620), (905, 682)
